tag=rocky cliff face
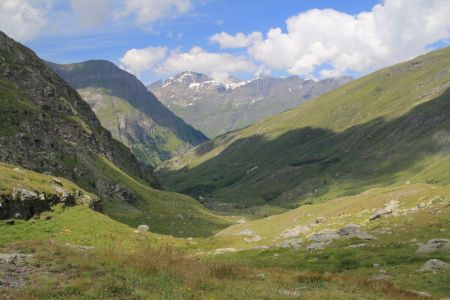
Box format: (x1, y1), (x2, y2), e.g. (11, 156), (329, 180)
(48, 61), (208, 166)
(149, 72), (352, 138)
(0, 31), (158, 202)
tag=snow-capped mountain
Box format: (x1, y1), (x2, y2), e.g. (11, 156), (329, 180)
(148, 72), (352, 138)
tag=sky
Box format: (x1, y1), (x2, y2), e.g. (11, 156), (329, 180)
(1, 0), (449, 84)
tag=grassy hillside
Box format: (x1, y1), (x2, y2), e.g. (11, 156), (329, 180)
(200, 183), (450, 298)
(0, 162), (419, 299)
(158, 46), (450, 209)
(93, 157), (231, 237)
(2, 170), (447, 298)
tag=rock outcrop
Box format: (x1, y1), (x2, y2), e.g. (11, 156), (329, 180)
(0, 187), (101, 220)
(416, 238), (450, 254)
(0, 31), (158, 209)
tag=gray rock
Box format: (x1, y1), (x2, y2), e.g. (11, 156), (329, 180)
(418, 259), (450, 272)
(370, 274), (390, 281)
(416, 238), (450, 254)
(338, 224), (377, 240)
(276, 238), (303, 250)
(410, 290), (432, 298)
(137, 224), (150, 232)
(214, 248), (238, 255)
(369, 200), (399, 220)
(244, 235), (262, 243)
(307, 241), (329, 251)
(235, 229), (257, 236)
(14, 188), (37, 201)
(308, 230), (340, 243)
(280, 225), (310, 238)
(315, 216), (325, 224)
(347, 243), (366, 248)
(52, 178), (63, 185)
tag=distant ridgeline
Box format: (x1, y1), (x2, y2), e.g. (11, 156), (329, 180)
(149, 71), (352, 138)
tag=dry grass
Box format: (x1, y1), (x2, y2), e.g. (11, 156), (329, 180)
(1, 240), (437, 299)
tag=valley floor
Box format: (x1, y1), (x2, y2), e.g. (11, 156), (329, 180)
(1, 183), (449, 299)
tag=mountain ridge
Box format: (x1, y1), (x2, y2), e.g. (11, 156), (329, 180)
(149, 71), (352, 138)
(0, 31), (228, 237)
(48, 60), (208, 166)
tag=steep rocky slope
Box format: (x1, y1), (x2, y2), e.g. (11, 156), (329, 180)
(149, 72), (351, 138)
(0, 31), (228, 236)
(49, 61), (208, 166)
(158, 46), (450, 209)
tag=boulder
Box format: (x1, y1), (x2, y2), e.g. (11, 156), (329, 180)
(369, 200), (399, 220)
(418, 259), (450, 272)
(276, 238), (303, 250)
(338, 224), (377, 240)
(416, 238), (450, 254)
(280, 225), (310, 238)
(315, 216), (325, 224)
(409, 291), (432, 298)
(307, 241), (329, 251)
(137, 224), (149, 232)
(370, 274), (390, 281)
(214, 248), (238, 255)
(235, 229), (257, 236)
(244, 235), (262, 243)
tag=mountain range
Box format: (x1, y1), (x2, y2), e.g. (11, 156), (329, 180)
(48, 61), (208, 166)
(158, 46), (450, 210)
(149, 72), (352, 138)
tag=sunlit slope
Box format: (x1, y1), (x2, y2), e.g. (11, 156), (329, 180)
(200, 184), (450, 297)
(0, 162), (174, 247)
(158, 46), (450, 208)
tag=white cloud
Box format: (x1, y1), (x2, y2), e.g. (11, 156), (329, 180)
(157, 47), (256, 80)
(0, 0), (51, 42)
(117, 0), (192, 27)
(120, 46), (168, 76)
(241, 0), (450, 78)
(70, 0), (109, 28)
(210, 31), (262, 49)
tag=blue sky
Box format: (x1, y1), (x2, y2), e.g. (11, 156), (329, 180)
(1, 0), (449, 84)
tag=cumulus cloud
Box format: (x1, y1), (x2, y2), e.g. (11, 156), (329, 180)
(210, 31), (262, 49)
(120, 46), (168, 76)
(238, 0), (450, 78)
(116, 0), (192, 27)
(157, 47), (256, 81)
(70, 0), (109, 28)
(0, 0), (51, 41)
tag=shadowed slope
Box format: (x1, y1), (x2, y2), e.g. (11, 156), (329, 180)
(158, 46), (450, 209)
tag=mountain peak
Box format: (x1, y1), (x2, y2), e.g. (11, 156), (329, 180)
(149, 71), (352, 138)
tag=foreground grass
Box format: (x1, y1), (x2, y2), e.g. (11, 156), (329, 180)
(0, 240), (430, 300)
(197, 184), (450, 298)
